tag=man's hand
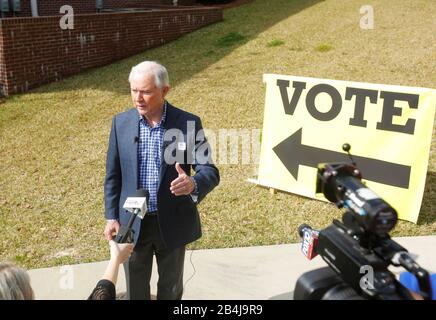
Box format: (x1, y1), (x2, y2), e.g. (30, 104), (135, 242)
(170, 162), (195, 196)
(104, 220), (120, 241)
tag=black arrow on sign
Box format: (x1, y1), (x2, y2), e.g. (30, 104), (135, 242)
(273, 128), (411, 189)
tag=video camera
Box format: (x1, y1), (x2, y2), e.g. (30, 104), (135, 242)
(294, 144), (433, 300)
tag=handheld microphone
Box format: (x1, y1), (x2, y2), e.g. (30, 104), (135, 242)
(298, 224), (319, 260)
(123, 190), (148, 219)
(115, 189), (149, 243)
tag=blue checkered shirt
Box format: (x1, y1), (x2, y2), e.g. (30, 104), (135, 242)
(137, 103), (168, 212)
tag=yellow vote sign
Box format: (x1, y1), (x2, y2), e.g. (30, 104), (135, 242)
(257, 74), (436, 223)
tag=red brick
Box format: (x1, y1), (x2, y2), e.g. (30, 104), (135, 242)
(0, 6), (222, 96)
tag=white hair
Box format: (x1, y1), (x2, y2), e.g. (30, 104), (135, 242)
(128, 61), (169, 89)
(0, 262), (34, 300)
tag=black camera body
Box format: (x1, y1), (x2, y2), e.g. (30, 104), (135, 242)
(295, 216), (415, 300)
(294, 145), (432, 300)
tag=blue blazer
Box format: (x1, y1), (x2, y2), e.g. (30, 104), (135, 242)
(104, 102), (220, 249)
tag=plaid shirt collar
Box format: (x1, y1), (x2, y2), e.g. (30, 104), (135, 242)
(138, 101), (168, 128)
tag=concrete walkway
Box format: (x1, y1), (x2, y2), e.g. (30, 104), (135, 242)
(28, 236), (436, 300)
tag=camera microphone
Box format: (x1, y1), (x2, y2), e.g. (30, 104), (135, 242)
(298, 224), (319, 260)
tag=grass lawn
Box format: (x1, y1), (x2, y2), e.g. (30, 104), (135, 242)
(0, 0), (435, 269)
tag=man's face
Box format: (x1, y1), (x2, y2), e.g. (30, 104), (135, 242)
(130, 73), (169, 118)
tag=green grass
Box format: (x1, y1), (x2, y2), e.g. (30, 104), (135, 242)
(216, 32), (247, 47)
(266, 39), (285, 47)
(315, 43), (334, 52)
(0, 0), (435, 269)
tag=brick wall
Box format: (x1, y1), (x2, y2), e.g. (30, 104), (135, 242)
(0, 23), (6, 93)
(3, 1), (198, 17)
(0, 7), (222, 95)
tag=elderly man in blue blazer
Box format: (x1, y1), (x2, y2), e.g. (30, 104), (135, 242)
(103, 61), (220, 300)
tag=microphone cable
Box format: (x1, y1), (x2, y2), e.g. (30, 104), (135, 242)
(183, 241), (198, 290)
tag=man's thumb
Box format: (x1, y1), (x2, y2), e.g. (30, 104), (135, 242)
(175, 162), (185, 175)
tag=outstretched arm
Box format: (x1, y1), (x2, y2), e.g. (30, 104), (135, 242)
(102, 240), (134, 285)
(88, 241), (133, 300)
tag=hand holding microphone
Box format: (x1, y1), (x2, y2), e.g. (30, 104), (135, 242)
(109, 240), (134, 264)
(104, 220), (120, 241)
(111, 189), (149, 244)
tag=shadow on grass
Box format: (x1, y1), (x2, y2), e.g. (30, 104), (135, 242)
(417, 171), (436, 225)
(32, 0), (322, 95)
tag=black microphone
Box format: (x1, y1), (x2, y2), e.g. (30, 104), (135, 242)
(115, 189), (149, 243)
